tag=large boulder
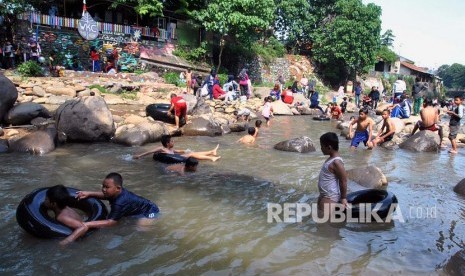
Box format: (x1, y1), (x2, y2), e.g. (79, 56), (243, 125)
(0, 75), (18, 123)
(46, 86), (77, 97)
(8, 127), (56, 154)
(55, 96), (115, 142)
(274, 136), (316, 153)
(229, 122), (248, 132)
(390, 117), (405, 134)
(182, 93), (198, 115)
(4, 102), (50, 125)
(346, 166), (388, 189)
(453, 178), (465, 196)
(399, 131), (440, 152)
(182, 117), (222, 136)
(444, 250), (465, 275)
(271, 100), (293, 115)
(113, 121), (167, 146)
(191, 98), (212, 116)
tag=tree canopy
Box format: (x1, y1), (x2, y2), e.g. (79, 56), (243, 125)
(437, 63), (465, 89)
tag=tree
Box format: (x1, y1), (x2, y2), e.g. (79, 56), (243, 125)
(381, 29), (395, 47)
(274, 0), (312, 53)
(191, 0), (275, 71)
(0, 0), (40, 40)
(110, 0), (163, 17)
(437, 63), (465, 89)
(437, 64), (453, 88)
(309, 0), (382, 84)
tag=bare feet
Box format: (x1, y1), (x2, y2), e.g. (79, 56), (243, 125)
(212, 156), (221, 162)
(449, 149), (458, 154)
(212, 144), (219, 156)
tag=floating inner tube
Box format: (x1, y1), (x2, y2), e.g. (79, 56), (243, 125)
(146, 103), (186, 126)
(16, 187), (108, 239)
(312, 116), (330, 121)
(153, 152), (188, 164)
(345, 189), (398, 220)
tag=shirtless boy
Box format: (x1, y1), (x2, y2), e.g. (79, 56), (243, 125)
(411, 98), (443, 147)
(238, 127), (256, 144)
(166, 157), (199, 176)
(133, 135), (220, 162)
(371, 109), (396, 148)
(348, 108), (375, 149)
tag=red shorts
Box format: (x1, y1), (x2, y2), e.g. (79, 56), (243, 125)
(175, 103), (187, 117)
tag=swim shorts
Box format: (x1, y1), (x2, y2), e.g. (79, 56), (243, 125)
(449, 125), (459, 139)
(351, 130), (369, 147)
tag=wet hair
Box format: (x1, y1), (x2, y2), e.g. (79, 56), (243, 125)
(185, 157), (198, 168)
(382, 109), (390, 115)
(255, 120), (262, 128)
(320, 132), (339, 151)
(248, 127), (256, 135)
(161, 135), (172, 147)
(424, 98), (433, 106)
(170, 93), (177, 98)
(105, 172), (123, 187)
(46, 185), (72, 209)
(359, 108), (368, 114)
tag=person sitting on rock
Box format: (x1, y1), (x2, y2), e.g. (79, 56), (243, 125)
(212, 79), (227, 100)
(411, 98), (444, 148)
(281, 86), (294, 105)
(371, 109), (396, 148)
(167, 93), (188, 129)
(270, 84), (281, 100)
(133, 135), (221, 162)
(330, 102), (343, 120)
(389, 94), (412, 119)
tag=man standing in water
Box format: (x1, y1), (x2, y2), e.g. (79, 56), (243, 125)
(348, 108), (375, 149)
(317, 132), (348, 218)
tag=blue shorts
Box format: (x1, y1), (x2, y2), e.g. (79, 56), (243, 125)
(351, 130), (369, 147)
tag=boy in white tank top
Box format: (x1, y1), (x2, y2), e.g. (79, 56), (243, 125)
(318, 132), (348, 217)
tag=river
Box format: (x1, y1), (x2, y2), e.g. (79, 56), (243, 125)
(1, 116), (464, 275)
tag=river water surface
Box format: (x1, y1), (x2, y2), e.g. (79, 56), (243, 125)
(1, 116), (464, 275)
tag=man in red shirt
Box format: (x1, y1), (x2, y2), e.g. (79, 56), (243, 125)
(90, 47), (100, 72)
(212, 80), (226, 100)
(168, 93), (188, 129)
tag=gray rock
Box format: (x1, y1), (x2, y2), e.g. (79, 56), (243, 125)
(453, 178), (465, 196)
(0, 139), (8, 153)
(271, 100), (293, 115)
(5, 102), (50, 125)
(0, 75), (18, 123)
(191, 98), (212, 116)
(55, 96), (115, 142)
(32, 86), (46, 97)
(229, 122), (248, 132)
(183, 117), (222, 137)
(8, 127), (56, 154)
(109, 83), (123, 94)
(113, 122), (167, 146)
(274, 136), (316, 153)
(182, 93), (198, 115)
(346, 166), (388, 189)
(399, 130), (440, 152)
(444, 250), (465, 276)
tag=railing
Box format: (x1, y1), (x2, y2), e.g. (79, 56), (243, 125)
(18, 12), (175, 40)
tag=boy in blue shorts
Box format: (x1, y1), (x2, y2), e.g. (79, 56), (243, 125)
(76, 172), (160, 227)
(348, 108), (375, 149)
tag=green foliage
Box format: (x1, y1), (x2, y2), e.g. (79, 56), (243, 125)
(88, 84), (108, 93)
(217, 73), (228, 85)
(377, 45), (397, 63)
(381, 29), (395, 47)
(404, 75), (415, 93)
(437, 63), (465, 89)
(173, 41), (208, 63)
(120, 90), (138, 100)
(16, 61), (43, 77)
(310, 0), (382, 84)
(274, 0), (312, 52)
(110, 0), (163, 17)
(164, 72), (183, 87)
(251, 37), (286, 64)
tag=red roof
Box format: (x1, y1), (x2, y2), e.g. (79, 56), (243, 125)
(400, 61), (429, 74)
